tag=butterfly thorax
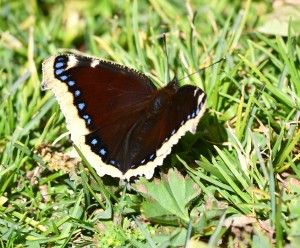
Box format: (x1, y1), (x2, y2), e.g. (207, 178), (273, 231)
(149, 77), (179, 114)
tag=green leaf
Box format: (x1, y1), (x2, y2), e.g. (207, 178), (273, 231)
(134, 169), (200, 225)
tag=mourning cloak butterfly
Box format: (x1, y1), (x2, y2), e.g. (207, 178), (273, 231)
(42, 54), (206, 179)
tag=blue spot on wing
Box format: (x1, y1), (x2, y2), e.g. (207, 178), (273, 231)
(55, 62), (64, 68)
(109, 159), (121, 169)
(59, 75), (68, 81)
(99, 148), (106, 156)
(74, 90), (80, 97)
(149, 153), (155, 160)
(68, 81), (75, 87)
(78, 103), (85, 110)
(91, 138), (98, 145)
(57, 56), (65, 62)
(55, 69), (64, 75)
(82, 114), (91, 125)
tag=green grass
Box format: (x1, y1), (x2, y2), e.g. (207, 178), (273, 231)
(1, 0), (300, 247)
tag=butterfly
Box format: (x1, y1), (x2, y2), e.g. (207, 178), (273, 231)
(42, 54), (206, 179)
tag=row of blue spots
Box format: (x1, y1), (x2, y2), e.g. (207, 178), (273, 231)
(67, 79), (90, 126)
(77, 102), (93, 126)
(89, 137), (108, 160)
(54, 58), (70, 83)
(128, 97), (205, 170)
(88, 134), (157, 170)
(130, 152), (156, 169)
(140, 152), (154, 164)
(140, 152), (155, 165)
(162, 103), (200, 146)
(54, 56), (92, 128)
(54, 56), (66, 76)
(140, 153), (154, 166)
(65, 78), (92, 127)
(83, 114), (91, 125)
(109, 159), (121, 169)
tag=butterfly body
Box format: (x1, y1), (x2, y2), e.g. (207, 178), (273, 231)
(42, 54), (206, 179)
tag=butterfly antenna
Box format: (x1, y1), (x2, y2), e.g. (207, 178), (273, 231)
(162, 33), (170, 82)
(178, 57), (225, 82)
